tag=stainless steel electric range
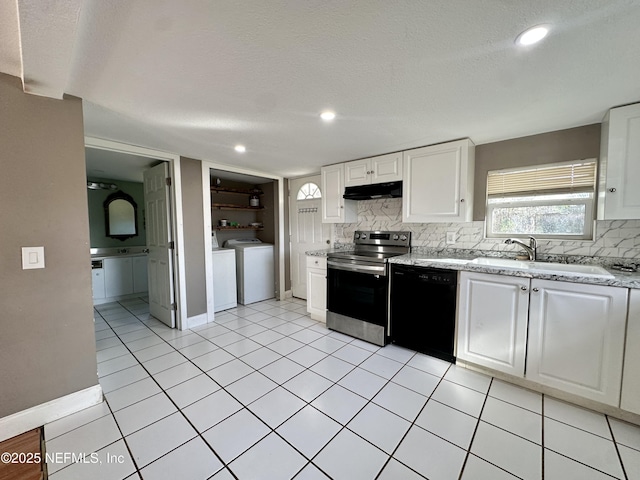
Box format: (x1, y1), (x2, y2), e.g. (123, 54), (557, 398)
(326, 230), (411, 346)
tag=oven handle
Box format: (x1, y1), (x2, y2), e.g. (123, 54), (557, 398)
(327, 260), (386, 275)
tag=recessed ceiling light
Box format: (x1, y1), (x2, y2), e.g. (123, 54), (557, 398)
(234, 145), (246, 153)
(320, 111), (336, 122)
(516, 25), (549, 46)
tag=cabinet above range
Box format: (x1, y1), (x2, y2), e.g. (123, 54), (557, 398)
(320, 138), (475, 224)
(344, 152), (403, 187)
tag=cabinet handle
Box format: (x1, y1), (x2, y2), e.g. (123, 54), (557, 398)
(609, 187), (617, 193)
(520, 286), (527, 291)
(460, 199), (465, 203)
(532, 287), (539, 292)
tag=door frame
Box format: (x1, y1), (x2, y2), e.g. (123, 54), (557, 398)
(85, 136), (187, 330)
(288, 174), (330, 300)
(201, 160), (286, 322)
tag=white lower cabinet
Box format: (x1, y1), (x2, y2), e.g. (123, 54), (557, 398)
(102, 255), (149, 299)
(92, 268), (106, 300)
(620, 289), (640, 414)
(306, 256), (327, 322)
(526, 279), (628, 406)
(457, 272), (529, 377)
(458, 272), (628, 407)
(133, 256), (148, 293)
(104, 257), (134, 298)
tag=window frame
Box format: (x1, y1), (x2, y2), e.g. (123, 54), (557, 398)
(485, 159), (597, 241)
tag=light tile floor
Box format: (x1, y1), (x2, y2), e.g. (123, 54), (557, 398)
(44, 297), (640, 479)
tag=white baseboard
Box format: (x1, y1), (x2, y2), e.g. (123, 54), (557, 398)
(184, 312), (208, 329)
(0, 384), (103, 443)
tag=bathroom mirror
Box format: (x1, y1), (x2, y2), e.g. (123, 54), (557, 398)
(104, 191), (138, 240)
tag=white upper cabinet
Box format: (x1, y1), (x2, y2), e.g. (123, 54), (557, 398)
(526, 279), (628, 406)
(598, 102), (640, 219)
(457, 272), (530, 377)
(621, 289), (640, 414)
(402, 139), (475, 223)
(321, 164), (357, 223)
(344, 152), (403, 187)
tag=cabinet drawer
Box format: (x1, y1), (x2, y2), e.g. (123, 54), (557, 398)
(306, 256), (327, 270)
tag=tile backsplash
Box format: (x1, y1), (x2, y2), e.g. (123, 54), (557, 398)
(333, 198), (640, 260)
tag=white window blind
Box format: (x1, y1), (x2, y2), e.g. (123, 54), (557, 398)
(487, 160), (597, 198)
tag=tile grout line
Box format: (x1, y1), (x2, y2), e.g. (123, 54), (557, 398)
(101, 300), (237, 479)
(92, 298), (637, 480)
(606, 415), (629, 480)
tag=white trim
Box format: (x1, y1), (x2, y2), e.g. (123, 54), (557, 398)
(202, 162), (215, 323)
(201, 160), (286, 317)
(184, 312), (208, 329)
(276, 176), (286, 301)
(284, 289), (293, 299)
(0, 385), (103, 443)
(84, 137), (187, 330)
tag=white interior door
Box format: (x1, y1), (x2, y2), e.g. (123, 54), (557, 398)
(290, 176), (330, 299)
(144, 162), (176, 327)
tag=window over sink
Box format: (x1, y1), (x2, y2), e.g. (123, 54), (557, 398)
(485, 159), (597, 240)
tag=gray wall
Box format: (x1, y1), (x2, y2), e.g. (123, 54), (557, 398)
(180, 157), (207, 318)
(0, 73), (98, 418)
(473, 124), (601, 220)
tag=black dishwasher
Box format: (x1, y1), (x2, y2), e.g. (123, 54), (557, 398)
(390, 264), (457, 363)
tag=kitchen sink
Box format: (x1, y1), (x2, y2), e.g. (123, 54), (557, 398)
(470, 257), (614, 279)
(470, 257), (530, 269)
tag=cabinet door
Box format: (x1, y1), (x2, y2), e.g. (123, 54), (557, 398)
(104, 257), (134, 298)
(402, 139), (474, 223)
(526, 279), (627, 406)
(132, 256), (148, 293)
(457, 272), (529, 376)
(371, 152), (403, 183)
(92, 269), (106, 300)
(621, 289), (640, 414)
(344, 159), (371, 187)
(600, 103), (640, 219)
(321, 164), (357, 223)
(306, 260), (327, 322)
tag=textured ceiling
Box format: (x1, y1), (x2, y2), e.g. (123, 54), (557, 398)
(4, 1), (640, 178)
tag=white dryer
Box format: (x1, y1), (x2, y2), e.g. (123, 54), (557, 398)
(224, 238), (275, 305)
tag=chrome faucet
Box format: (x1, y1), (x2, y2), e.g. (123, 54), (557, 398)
(504, 236), (537, 261)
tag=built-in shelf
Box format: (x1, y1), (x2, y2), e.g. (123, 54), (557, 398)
(211, 204), (265, 211)
(211, 186), (263, 195)
(213, 226), (264, 231)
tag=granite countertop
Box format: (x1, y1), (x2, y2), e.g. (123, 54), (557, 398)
(305, 248), (352, 257)
(90, 247), (148, 259)
(390, 252), (640, 289)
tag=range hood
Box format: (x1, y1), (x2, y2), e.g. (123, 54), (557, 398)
(343, 181), (403, 200)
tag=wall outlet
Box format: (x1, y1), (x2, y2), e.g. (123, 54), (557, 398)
(446, 232), (456, 245)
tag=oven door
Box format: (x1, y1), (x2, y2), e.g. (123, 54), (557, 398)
(327, 260), (388, 327)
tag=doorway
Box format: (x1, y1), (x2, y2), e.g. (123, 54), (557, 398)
(289, 175), (331, 299)
(84, 137), (187, 329)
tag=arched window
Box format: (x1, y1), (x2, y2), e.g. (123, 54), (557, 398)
(296, 182), (322, 200)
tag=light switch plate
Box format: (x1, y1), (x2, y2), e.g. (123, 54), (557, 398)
(22, 246), (45, 269)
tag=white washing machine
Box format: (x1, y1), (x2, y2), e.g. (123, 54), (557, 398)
(224, 238), (275, 305)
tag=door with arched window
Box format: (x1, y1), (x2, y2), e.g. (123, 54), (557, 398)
(289, 175), (331, 299)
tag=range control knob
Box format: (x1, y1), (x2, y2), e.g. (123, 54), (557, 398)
(354, 233), (360, 239)
(393, 234), (399, 240)
(360, 233), (367, 239)
(400, 234), (408, 241)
